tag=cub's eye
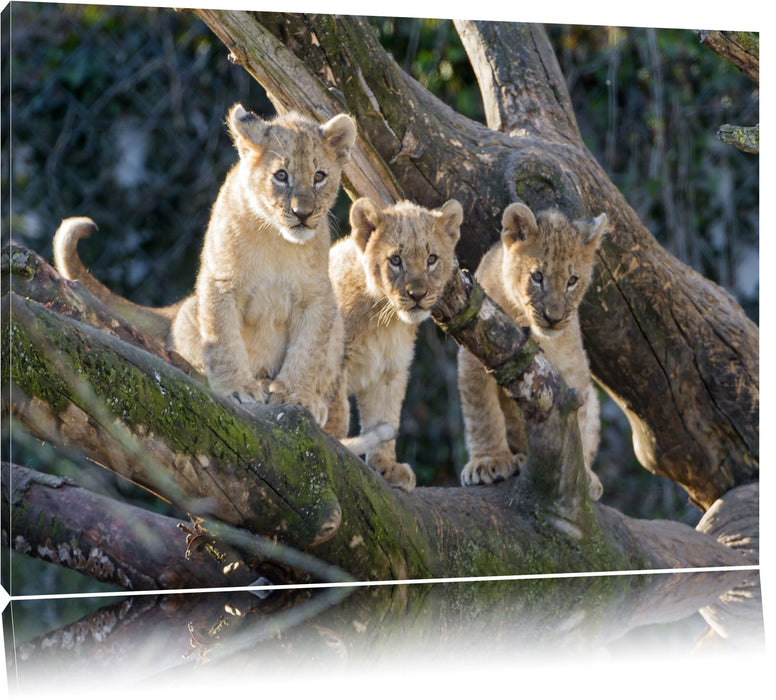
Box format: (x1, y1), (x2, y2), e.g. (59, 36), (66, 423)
(427, 254), (438, 267)
(273, 170), (289, 184)
(531, 271), (543, 284)
(567, 275), (579, 288)
(313, 170), (327, 184)
(389, 254), (403, 268)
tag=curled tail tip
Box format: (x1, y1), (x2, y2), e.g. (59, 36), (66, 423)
(53, 216), (98, 276)
(55, 216), (98, 241)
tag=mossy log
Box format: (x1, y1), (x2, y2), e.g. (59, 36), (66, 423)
(2, 245), (750, 589)
(192, 11), (758, 511)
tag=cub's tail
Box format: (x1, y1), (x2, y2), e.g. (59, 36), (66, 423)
(53, 217), (183, 342)
(340, 422), (396, 456)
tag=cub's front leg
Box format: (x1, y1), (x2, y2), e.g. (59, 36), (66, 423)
(458, 345), (525, 486)
(271, 295), (345, 427)
(357, 369), (415, 491)
(195, 279), (265, 404)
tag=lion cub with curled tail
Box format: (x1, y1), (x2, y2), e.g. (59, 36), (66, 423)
(54, 104), (356, 428)
(325, 198), (463, 490)
(457, 203), (607, 499)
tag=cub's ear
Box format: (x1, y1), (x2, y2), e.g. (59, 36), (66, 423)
(227, 103), (269, 158)
(436, 199), (463, 245)
(350, 198), (384, 252)
(575, 212), (608, 249)
(322, 114), (357, 163)
(501, 202), (537, 246)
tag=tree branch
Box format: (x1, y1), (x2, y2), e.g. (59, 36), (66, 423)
(3, 244), (751, 588)
(697, 30), (759, 86)
(716, 123), (759, 154)
(453, 20), (582, 142)
(1, 462), (261, 590)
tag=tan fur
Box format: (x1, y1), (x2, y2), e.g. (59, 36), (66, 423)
(326, 198), (463, 490)
(55, 105), (357, 427)
(458, 203), (607, 499)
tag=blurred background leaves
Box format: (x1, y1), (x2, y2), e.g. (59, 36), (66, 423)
(2, 4), (758, 597)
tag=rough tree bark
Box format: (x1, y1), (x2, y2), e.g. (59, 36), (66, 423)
(2, 14), (758, 592)
(1, 462), (261, 590)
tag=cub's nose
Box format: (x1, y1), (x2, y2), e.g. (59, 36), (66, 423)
(406, 285), (428, 303)
(543, 309), (564, 326)
(291, 195), (314, 224)
(292, 207), (313, 225)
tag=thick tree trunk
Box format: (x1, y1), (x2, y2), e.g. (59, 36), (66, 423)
(192, 11), (758, 510)
(2, 246), (750, 590)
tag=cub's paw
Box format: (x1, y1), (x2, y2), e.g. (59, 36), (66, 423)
(300, 397), (328, 427)
(587, 470), (603, 501)
(287, 390), (329, 427)
(258, 378), (290, 403)
(460, 452), (524, 486)
(371, 459), (416, 492)
(230, 386), (268, 407)
(259, 379), (329, 427)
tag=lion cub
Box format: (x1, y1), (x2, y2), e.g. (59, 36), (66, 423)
(54, 104), (356, 427)
(326, 198), (463, 490)
(457, 203), (607, 499)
